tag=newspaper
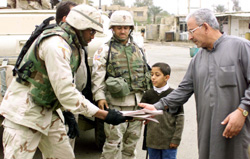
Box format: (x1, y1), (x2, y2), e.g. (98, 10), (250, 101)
(121, 109), (163, 123)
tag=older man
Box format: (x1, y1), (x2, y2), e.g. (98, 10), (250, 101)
(139, 8), (250, 159)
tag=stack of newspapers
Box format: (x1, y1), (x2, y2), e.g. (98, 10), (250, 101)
(121, 109), (163, 123)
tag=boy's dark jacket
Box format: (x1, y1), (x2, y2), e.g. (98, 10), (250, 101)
(141, 87), (184, 150)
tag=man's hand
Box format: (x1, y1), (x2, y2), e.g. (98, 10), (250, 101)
(138, 103), (157, 111)
(138, 103), (157, 124)
(221, 109), (246, 138)
(63, 111), (79, 139)
(98, 99), (109, 110)
(104, 109), (132, 125)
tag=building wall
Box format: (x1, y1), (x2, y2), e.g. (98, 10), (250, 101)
(130, 6), (148, 22)
(146, 24), (158, 40)
(100, 5), (148, 24)
(231, 18), (239, 36)
(230, 16), (250, 38)
(217, 13), (250, 39)
(158, 16), (175, 41)
(174, 16), (188, 41)
(238, 19), (250, 38)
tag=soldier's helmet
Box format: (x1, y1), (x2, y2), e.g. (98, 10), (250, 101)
(109, 10), (134, 29)
(66, 4), (103, 33)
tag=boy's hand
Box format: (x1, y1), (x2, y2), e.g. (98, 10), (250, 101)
(143, 119), (151, 125)
(138, 103), (157, 111)
(169, 143), (178, 149)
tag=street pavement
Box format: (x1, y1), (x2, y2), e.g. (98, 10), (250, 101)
(0, 41), (199, 159)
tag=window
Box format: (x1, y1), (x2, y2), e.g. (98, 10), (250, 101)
(135, 11), (143, 17)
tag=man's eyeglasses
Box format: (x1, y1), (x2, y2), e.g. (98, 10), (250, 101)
(90, 29), (96, 36)
(188, 24), (203, 35)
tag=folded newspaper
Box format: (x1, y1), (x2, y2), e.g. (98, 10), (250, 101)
(121, 109), (163, 123)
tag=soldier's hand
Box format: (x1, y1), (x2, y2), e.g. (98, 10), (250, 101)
(63, 111), (79, 139)
(98, 99), (109, 110)
(104, 109), (132, 125)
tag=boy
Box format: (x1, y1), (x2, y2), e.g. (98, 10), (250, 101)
(141, 62), (184, 159)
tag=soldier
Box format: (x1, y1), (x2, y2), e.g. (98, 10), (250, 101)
(16, 0), (52, 10)
(7, 0), (16, 8)
(141, 28), (145, 37)
(55, 0), (95, 150)
(55, 1), (77, 25)
(92, 10), (151, 159)
(55, 0), (78, 149)
(0, 4), (128, 159)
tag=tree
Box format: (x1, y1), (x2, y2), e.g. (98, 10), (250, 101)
(112, 0), (125, 6)
(133, 0), (153, 7)
(150, 6), (162, 24)
(214, 4), (227, 13)
(232, 0), (241, 12)
(133, 0), (164, 24)
(159, 11), (170, 16)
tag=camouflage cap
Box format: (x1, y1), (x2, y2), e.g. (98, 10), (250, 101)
(109, 10), (134, 29)
(66, 4), (103, 33)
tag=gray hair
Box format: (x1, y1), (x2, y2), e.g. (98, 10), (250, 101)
(185, 8), (219, 30)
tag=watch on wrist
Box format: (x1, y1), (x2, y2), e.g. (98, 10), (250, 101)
(238, 107), (249, 117)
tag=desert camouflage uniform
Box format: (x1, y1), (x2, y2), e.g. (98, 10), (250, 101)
(7, 0), (16, 8)
(16, 0), (51, 10)
(92, 36), (150, 159)
(249, 145), (250, 157)
(0, 24), (99, 159)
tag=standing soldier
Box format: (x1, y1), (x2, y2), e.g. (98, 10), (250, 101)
(7, 0), (16, 8)
(0, 4), (128, 159)
(16, 0), (52, 10)
(92, 10), (151, 159)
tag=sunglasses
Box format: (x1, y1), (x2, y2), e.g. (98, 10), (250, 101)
(90, 29), (96, 36)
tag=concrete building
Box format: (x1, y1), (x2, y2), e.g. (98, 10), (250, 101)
(174, 12), (250, 41)
(216, 12), (250, 39)
(98, 5), (148, 25)
(145, 16), (176, 41)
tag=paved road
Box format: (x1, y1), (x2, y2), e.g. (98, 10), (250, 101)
(0, 41), (199, 159)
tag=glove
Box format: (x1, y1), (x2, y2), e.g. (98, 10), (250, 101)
(63, 111), (80, 139)
(104, 109), (133, 125)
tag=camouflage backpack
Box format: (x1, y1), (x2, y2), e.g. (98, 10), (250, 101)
(13, 17), (80, 110)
